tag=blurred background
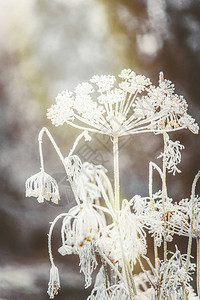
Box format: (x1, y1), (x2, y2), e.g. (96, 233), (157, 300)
(0, 0), (200, 299)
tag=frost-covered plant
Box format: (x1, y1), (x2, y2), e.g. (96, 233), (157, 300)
(26, 69), (200, 299)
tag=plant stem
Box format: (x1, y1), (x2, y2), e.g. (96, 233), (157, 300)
(158, 251), (177, 300)
(197, 237), (200, 299)
(113, 135), (120, 211)
(97, 246), (124, 281)
(127, 263), (138, 297)
(149, 161), (163, 270)
(38, 127), (80, 205)
(117, 224), (134, 299)
(185, 171), (200, 281)
(48, 213), (68, 266)
(162, 132), (168, 264)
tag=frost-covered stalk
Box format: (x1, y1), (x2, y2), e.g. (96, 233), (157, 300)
(184, 171), (200, 300)
(185, 172), (200, 277)
(158, 71), (168, 264)
(47, 213), (68, 299)
(113, 135), (136, 298)
(162, 132), (168, 264)
(113, 136), (120, 211)
(41, 128), (91, 205)
(149, 161), (163, 270)
(118, 225), (135, 299)
(197, 237), (200, 299)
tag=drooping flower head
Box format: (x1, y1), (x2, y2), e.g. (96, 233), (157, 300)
(25, 170), (60, 204)
(58, 202), (106, 287)
(47, 264), (60, 299)
(65, 155), (111, 204)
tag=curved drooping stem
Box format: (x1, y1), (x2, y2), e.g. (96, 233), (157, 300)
(149, 161), (165, 207)
(38, 127), (87, 206)
(48, 213), (69, 266)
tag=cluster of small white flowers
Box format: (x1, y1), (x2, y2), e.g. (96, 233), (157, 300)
(47, 90), (74, 127)
(134, 72), (199, 134)
(90, 75), (116, 93)
(119, 69), (151, 93)
(47, 69), (200, 137)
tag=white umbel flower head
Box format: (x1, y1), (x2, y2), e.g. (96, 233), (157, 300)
(25, 170), (60, 204)
(47, 69), (198, 137)
(47, 264), (60, 299)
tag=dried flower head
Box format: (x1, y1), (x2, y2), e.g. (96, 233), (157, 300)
(58, 203), (106, 287)
(47, 264), (60, 299)
(25, 170), (60, 204)
(157, 133), (185, 175)
(135, 72), (199, 134)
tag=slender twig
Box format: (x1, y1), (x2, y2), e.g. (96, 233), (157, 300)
(162, 132), (168, 264)
(48, 213), (68, 265)
(38, 127), (81, 205)
(197, 237), (200, 299)
(97, 246), (124, 282)
(185, 171), (200, 281)
(113, 136), (120, 211)
(137, 257), (156, 289)
(149, 161), (164, 271)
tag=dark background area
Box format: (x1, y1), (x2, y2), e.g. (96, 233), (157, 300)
(0, 0), (200, 299)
